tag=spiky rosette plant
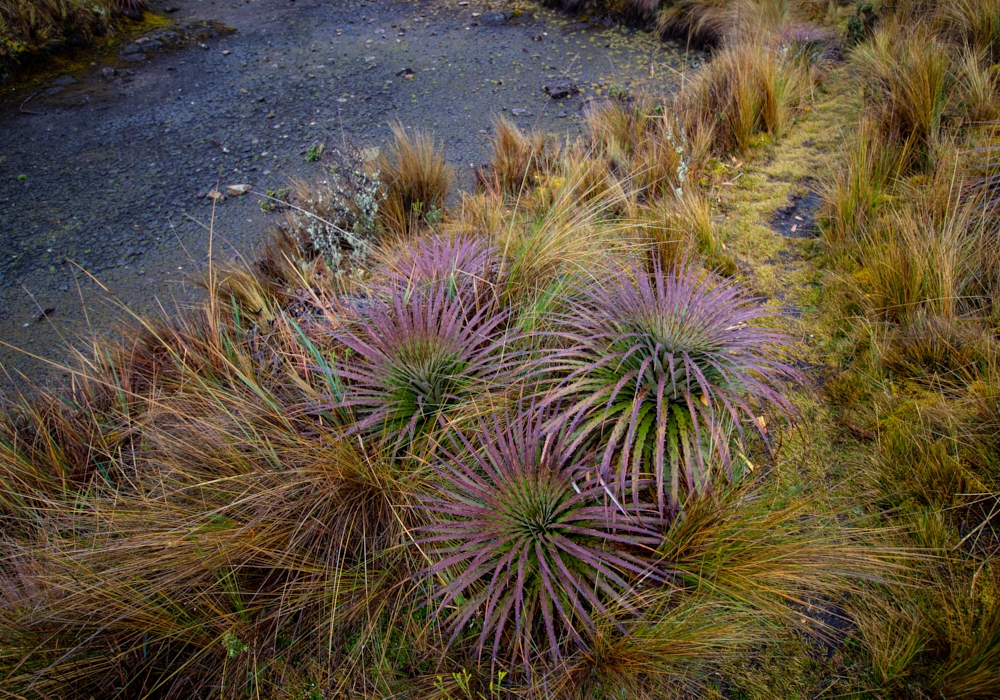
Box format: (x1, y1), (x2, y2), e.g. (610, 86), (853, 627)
(417, 405), (665, 669)
(377, 234), (496, 307)
(546, 260), (798, 518)
(331, 274), (524, 454)
(114, 0), (146, 18)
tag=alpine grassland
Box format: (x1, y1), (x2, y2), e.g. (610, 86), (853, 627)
(1, 0), (998, 697)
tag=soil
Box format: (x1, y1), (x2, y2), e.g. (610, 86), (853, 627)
(770, 188), (822, 238)
(0, 0), (695, 393)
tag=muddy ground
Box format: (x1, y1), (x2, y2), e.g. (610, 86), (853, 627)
(0, 0), (693, 392)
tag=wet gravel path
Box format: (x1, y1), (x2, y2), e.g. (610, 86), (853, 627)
(0, 0), (693, 391)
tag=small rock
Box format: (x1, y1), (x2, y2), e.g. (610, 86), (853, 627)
(34, 308), (56, 322)
(102, 67), (116, 80)
(480, 11), (507, 25)
(43, 87), (65, 96)
(226, 184), (251, 196)
(122, 53), (146, 62)
(543, 79), (578, 99)
(51, 75), (78, 86)
(396, 67), (415, 79)
(121, 43), (144, 55)
(206, 189), (224, 200)
(511, 108), (526, 116)
(557, 111), (567, 118)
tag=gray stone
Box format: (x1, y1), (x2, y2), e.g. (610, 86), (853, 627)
(543, 79), (578, 99)
(480, 12), (507, 25)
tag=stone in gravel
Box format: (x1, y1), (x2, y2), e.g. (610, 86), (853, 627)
(226, 184), (251, 196)
(543, 79), (578, 99)
(122, 53), (146, 62)
(480, 11), (507, 25)
(51, 75), (78, 86)
(34, 308), (55, 322)
(557, 111), (567, 118)
(122, 43), (144, 55)
(206, 189), (224, 200)
(43, 87), (65, 96)
(102, 67), (116, 80)
(396, 68), (415, 79)
(511, 108), (526, 116)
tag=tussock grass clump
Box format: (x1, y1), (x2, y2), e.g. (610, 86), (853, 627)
(377, 124), (454, 239)
(656, 0), (793, 47)
(852, 20), (952, 166)
(478, 117), (558, 198)
(939, 0), (1000, 64)
(818, 118), (906, 249)
(679, 38), (809, 153)
(490, 168), (626, 317)
(955, 47), (1000, 124)
(854, 204), (969, 323)
(583, 96), (711, 201)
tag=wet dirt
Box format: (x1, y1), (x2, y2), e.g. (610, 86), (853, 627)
(0, 0), (696, 392)
(770, 188), (822, 238)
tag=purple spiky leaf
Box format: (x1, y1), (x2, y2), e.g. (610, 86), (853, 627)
(378, 234), (496, 305)
(416, 404), (665, 668)
(327, 272), (525, 454)
(543, 259), (800, 518)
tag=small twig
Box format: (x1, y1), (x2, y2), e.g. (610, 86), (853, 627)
(19, 91), (46, 116)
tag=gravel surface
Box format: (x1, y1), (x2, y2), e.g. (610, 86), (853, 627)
(0, 0), (694, 393)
